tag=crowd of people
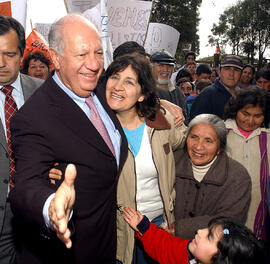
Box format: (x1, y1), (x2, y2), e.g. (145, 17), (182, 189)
(0, 13), (269, 264)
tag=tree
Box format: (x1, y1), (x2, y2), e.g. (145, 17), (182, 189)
(148, 0), (202, 63)
(208, 0), (270, 68)
(239, 0), (270, 68)
(208, 4), (243, 56)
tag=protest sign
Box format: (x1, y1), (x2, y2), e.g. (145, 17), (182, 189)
(65, 0), (99, 13)
(25, 0), (67, 37)
(82, 0), (113, 69)
(21, 29), (53, 71)
(144, 22), (180, 57)
(107, 0), (152, 49)
(0, 0), (27, 28)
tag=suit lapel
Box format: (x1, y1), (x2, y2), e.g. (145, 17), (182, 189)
(95, 78), (128, 170)
(45, 75), (115, 158)
(20, 73), (43, 101)
(0, 74), (43, 157)
(0, 121), (8, 153)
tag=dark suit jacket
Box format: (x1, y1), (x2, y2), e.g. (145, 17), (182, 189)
(0, 74), (42, 261)
(9, 72), (128, 263)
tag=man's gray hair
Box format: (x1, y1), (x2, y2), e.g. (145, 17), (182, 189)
(48, 14), (100, 55)
(48, 18), (65, 55)
(188, 114), (227, 150)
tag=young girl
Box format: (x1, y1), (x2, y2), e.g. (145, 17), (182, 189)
(123, 207), (266, 264)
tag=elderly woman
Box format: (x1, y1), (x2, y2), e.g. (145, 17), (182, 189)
(104, 55), (187, 264)
(21, 51), (51, 80)
(224, 86), (270, 240)
(173, 114), (251, 240)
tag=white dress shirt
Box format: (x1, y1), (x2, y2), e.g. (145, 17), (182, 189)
(0, 73), (24, 138)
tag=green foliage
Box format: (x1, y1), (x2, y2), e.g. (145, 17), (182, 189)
(148, 0), (202, 63)
(208, 0), (270, 68)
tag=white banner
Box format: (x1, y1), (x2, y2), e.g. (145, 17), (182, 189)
(34, 23), (51, 42)
(107, 0), (152, 50)
(144, 22), (180, 57)
(65, 0), (99, 13)
(25, 0), (67, 38)
(0, 0), (27, 28)
(82, 0), (113, 69)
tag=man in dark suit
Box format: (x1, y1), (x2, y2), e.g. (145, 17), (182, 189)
(0, 15), (43, 263)
(9, 14), (128, 263)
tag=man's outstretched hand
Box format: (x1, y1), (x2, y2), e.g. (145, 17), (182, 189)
(49, 164), (76, 248)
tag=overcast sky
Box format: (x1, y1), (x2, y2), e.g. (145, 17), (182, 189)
(198, 0), (236, 58)
(198, 0), (270, 59)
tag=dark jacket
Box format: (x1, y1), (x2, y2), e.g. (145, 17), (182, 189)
(174, 150), (251, 240)
(189, 78), (232, 122)
(9, 72), (128, 263)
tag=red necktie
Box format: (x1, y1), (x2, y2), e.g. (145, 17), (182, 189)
(1, 85), (18, 189)
(85, 96), (115, 157)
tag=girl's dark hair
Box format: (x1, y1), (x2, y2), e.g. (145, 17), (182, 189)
(176, 78), (194, 94)
(21, 51), (51, 74)
(113, 41), (146, 60)
(175, 68), (193, 83)
(209, 217), (266, 264)
(105, 55), (159, 120)
(224, 86), (270, 128)
(255, 69), (270, 81)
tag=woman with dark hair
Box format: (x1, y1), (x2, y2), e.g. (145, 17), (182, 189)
(21, 51), (51, 79)
(175, 68), (193, 84)
(238, 64), (255, 89)
(256, 69), (270, 91)
(105, 55), (187, 264)
(172, 114), (251, 240)
(224, 86), (270, 240)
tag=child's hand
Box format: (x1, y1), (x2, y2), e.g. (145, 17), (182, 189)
(123, 207), (143, 232)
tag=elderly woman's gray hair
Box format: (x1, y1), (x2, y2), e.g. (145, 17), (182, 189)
(188, 114), (227, 150)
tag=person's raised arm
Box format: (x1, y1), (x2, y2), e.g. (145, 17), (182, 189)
(160, 99), (184, 128)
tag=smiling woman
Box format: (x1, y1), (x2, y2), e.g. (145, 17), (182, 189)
(173, 114), (251, 240)
(104, 55), (187, 264)
(21, 51), (51, 80)
(224, 86), (270, 240)
(186, 123), (221, 166)
(106, 65), (144, 116)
